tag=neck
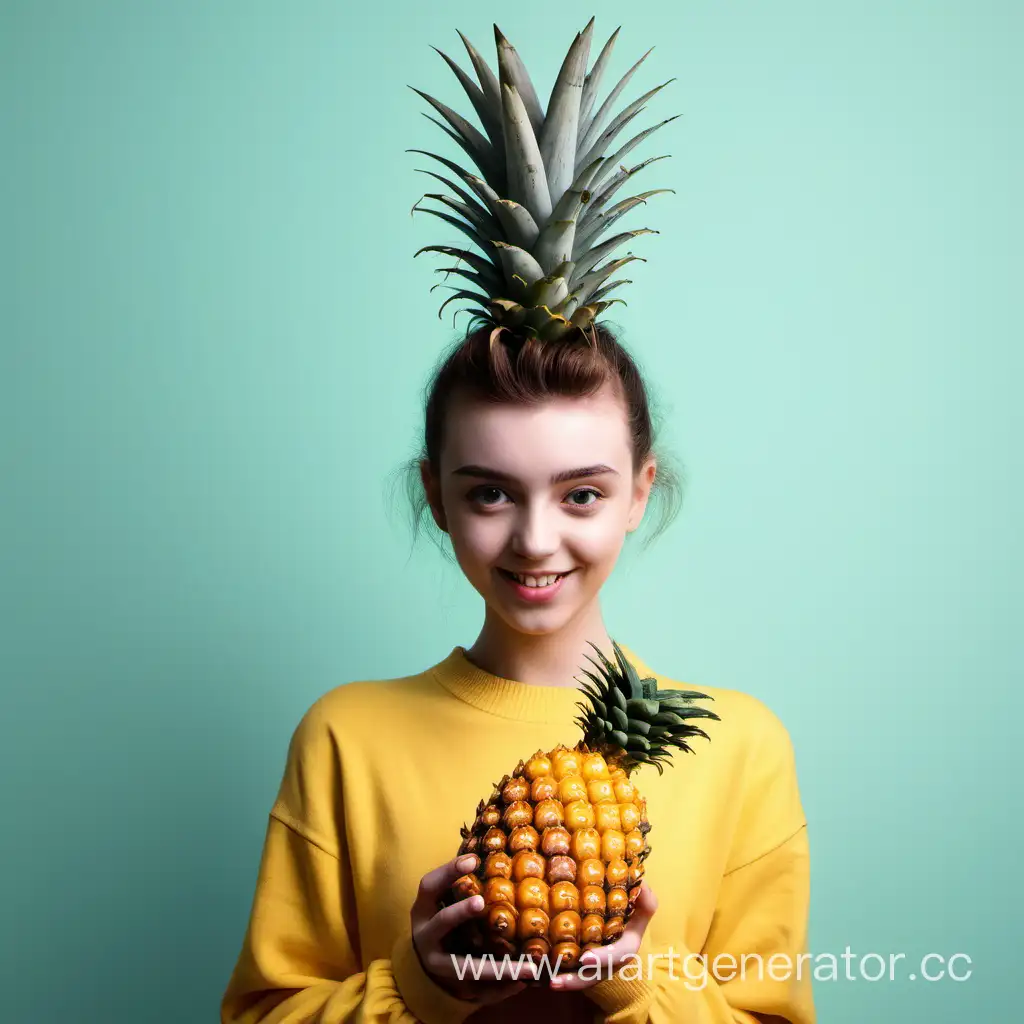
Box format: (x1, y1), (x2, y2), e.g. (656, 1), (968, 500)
(464, 599), (615, 688)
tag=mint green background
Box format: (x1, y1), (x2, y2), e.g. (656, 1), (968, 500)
(3, 1), (1019, 1020)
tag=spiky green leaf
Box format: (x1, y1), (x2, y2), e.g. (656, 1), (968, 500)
(494, 25), (544, 135)
(578, 46), (654, 152)
(579, 26), (619, 127)
(538, 25), (589, 201)
(500, 83), (552, 221)
(431, 46), (506, 156)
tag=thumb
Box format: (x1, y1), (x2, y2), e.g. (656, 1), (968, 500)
(634, 883), (658, 917)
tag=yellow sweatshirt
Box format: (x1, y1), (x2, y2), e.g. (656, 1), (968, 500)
(221, 642), (815, 1024)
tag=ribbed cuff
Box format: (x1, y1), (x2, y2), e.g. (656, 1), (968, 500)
(586, 975), (652, 1015)
(391, 930), (483, 1024)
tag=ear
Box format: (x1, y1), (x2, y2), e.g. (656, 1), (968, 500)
(626, 455), (657, 533)
(419, 458), (449, 533)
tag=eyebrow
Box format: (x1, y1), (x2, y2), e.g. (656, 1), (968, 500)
(452, 463), (620, 485)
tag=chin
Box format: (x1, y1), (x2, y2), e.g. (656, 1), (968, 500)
(504, 616), (569, 636)
(498, 596), (583, 632)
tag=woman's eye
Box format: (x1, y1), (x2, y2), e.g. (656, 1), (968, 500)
(468, 486), (603, 509)
(470, 486), (508, 506)
(567, 488), (602, 508)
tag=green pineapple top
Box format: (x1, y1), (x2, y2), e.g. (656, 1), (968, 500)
(410, 18), (678, 342)
(574, 640), (720, 774)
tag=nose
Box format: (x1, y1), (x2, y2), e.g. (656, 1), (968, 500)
(509, 501), (560, 561)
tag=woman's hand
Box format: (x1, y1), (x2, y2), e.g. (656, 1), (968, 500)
(411, 853), (533, 1004)
(548, 883), (659, 993)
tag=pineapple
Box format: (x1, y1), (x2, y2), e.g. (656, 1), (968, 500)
(410, 18), (678, 343)
(442, 641), (719, 967)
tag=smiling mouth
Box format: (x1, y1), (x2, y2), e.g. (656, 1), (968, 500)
(497, 568), (575, 586)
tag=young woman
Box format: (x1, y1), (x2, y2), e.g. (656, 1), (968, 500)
(221, 21), (814, 1024)
(219, 324), (814, 1023)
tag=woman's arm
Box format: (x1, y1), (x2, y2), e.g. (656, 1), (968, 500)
(586, 825), (814, 1023)
(220, 812), (487, 1024)
(585, 706), (816, 1023)
(220, 695), (501, 1024)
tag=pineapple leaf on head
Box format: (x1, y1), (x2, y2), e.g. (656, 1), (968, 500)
(411, 20), (678, 341)
(579, 25), (619, 127)
(575, 640), (720, 775)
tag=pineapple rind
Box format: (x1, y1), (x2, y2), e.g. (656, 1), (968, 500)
(444, 743), (649, 961)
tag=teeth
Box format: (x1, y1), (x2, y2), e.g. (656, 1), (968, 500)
(513, 572), (564, 587)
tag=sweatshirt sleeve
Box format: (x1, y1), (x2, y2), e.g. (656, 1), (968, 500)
(584, 707), (816, 1024)
(219, 813), (488, 1024)
(221, 701), (490, 1024)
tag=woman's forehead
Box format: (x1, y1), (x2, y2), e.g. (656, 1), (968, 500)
(442, 392), (631, 471)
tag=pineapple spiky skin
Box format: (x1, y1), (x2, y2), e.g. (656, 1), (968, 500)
(444, 742), (651, 966)
(441, 641), (720, 962)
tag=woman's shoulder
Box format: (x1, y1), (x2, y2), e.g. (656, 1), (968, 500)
(631, 654), (807, 855)
(624, 646), (796, 754)
(269, 664), (448, 842)
(293, 663), (444, 740)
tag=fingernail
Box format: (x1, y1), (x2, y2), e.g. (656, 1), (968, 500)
(579, 953), (595, 965)
(470, 895), (484, 910)
(457, 855), (476, 871)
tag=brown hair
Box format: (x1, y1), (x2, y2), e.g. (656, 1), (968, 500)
(386, 319), (687, 561)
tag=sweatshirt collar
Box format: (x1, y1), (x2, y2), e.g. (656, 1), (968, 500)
(431, 642), (654, 723)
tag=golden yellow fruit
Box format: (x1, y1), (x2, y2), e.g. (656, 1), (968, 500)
(441, 641), (719, 959)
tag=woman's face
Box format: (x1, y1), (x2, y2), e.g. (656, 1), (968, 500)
(421, 383), (656, 636)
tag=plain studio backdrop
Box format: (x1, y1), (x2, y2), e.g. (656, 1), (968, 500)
(2, 1), (1019, 1020)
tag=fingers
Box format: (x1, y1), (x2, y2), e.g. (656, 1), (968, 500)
(620, 883), (658, 943)
(633, 882), (659, 917)
(423, 945), (540, 985)
(419, 892), (485, 951)
(550, 938), (637, 992)
(415, 866), (658, 997)
(413, 854), (488, 975)
(410, 853), (537, 1005)
(413, 854), (478, 918)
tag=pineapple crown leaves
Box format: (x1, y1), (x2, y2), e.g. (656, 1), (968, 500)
(572, 640), (720, 775)
(408, 18), (679, 343)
